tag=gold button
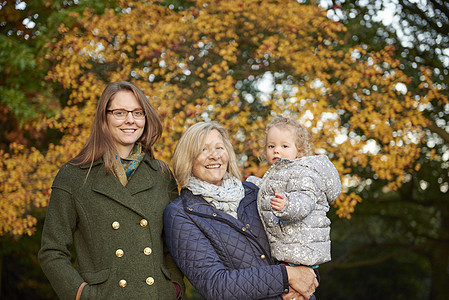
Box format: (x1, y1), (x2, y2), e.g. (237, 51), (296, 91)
(119, 279), (127, 287)
(284, 288), (289, 293)
(116, 249), (124, 257)
(242, 227), (246, 231)
(212, 213), (217, 217)
(140, 219), (148, 227)
(112, 221), (120, 229)
(146, 277), (154, 285)
(246, 224), (250, 228)
(188, 207), (193, 211)
(260, 254), (266, 260)
(144, 247), (152, 255)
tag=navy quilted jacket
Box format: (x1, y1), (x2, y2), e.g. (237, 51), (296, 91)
(164, 182), (289, 300)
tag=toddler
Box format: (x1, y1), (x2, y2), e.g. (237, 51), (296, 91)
(247, 116), (341, 268)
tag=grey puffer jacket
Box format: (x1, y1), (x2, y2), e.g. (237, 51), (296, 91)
(248, 155), (341, 266)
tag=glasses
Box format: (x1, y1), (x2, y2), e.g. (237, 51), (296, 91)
(107, 109), (145, 120)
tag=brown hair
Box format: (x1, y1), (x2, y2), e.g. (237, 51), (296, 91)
(261, 116), (313, 161)
(172, 122), (242, 188)
(70, 81), (162, 173)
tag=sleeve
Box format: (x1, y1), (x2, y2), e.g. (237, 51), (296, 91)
(163, 173), (186, 298)
(38, 182), (86, 300)
(272, 175), (319, 222)
(164, 204), (288, 300)
(168, 169), (180, 202)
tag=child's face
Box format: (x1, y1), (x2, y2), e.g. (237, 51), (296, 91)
(266, 126), (301, 164)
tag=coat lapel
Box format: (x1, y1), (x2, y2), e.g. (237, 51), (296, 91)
(90, 155), (157, 218)
(125, 156), (157, 195)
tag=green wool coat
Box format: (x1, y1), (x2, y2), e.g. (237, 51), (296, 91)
(38, 154), (185, 300)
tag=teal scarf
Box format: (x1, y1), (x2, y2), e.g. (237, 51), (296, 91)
(113, 143), (145, 186)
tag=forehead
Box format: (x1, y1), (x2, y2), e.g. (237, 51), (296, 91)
(267, 125), (295, 141)
(109, 90), (139, 107)
(201, 129), (224, 143)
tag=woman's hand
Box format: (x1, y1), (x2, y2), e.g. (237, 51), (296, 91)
(281, 286), (306, 300)
(285, 266), (318, 299)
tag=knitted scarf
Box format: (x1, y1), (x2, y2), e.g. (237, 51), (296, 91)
(113, 143), (145, 186)
(187, 174), (245, 219)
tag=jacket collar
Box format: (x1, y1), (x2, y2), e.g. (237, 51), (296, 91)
(180, 181), (258, 223)
(88, 154), (158, 218)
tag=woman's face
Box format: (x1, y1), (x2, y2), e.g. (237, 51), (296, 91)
(192, 129), (229, 186)
(107, 91), (145, 157)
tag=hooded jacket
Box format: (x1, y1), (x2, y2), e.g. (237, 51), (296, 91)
(251, 155), (341, 266)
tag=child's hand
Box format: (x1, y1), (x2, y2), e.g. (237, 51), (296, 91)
(270, 190), (286, 211)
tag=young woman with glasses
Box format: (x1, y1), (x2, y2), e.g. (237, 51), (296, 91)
(38, 81), (185, 300)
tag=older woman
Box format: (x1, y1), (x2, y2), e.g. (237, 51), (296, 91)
(39, 81), (184, 300)
(164, 122), (318, 300)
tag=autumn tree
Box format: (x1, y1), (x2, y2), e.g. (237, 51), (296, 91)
(311, 1), (449, 298)
(0, 0), (116, 235)
(1, 0), (448, 297)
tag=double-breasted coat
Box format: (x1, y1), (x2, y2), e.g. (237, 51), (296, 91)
(38, 154), (185, 300)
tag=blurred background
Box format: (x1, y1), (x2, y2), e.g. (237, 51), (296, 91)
(0, 0), (448, 299)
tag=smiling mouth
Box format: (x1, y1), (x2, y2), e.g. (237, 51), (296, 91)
(121, 129), (136, 133)
(205, 164), (221, 169)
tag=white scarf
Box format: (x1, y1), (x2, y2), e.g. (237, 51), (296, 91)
(187, 174), (245, 219)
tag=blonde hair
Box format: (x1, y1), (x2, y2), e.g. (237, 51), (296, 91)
(70, 81), (162, 173)
(261, 116), (313, 161)
(172, 122), (242, 188)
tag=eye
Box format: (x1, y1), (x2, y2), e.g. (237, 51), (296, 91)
(115, 110), (126, 117)
(267, 145), (274, 149)
(133, 110), (144, 117)
(282, 145), (289, 148)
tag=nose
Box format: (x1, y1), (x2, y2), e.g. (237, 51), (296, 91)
(208, 149), (219, 159)
(124, 111), (135, 122)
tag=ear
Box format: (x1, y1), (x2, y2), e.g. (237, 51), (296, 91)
(296, 149), (304, 158)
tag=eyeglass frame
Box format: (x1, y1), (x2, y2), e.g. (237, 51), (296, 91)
(107, 109), (146, 120)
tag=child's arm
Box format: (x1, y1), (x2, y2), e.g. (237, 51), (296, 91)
(271, 177), (319, 222)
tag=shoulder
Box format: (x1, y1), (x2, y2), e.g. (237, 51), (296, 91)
(165, 189), (193, 213)
(52, 158), (105, 192)
(53, 162), (88, 187)
(243, 180), (259, 193)
(164, 197), (183, 214)
(240, 181), (259, 206)
(246, 175), (262, 187)
(143, 155), (174, 176)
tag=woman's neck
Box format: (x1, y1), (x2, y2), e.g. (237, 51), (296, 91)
(117, 145), (133, 158)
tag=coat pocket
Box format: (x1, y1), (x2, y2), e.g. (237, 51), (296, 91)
(80, 268), (110, 284)
(80, 269), (110, 300)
